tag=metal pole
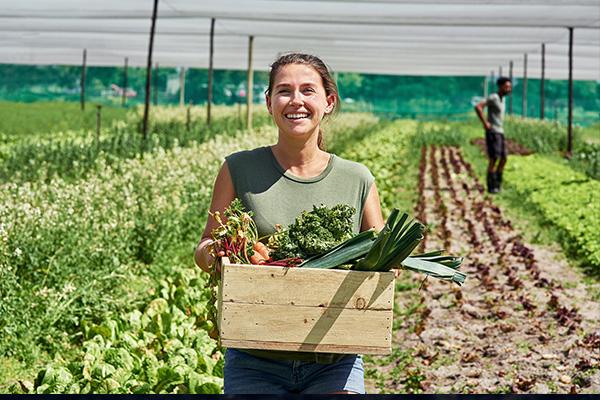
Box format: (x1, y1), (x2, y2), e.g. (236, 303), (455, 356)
(179, 67), (185, 107)
(80, 48), (87, 111)
(207, 18), (215, 125)
(522, 53), (528, 118)
(490, 70), (495, 95)
(499, 65), (503, 77)
(142, 0), (159, 143)
(567, 27), (574, 157)
(246, 35), (254, 131)
(509, 60), (513, 115)
(541, 43), (546, 120)
(153, 62), (159, 106)
(122, 57), (128, 107)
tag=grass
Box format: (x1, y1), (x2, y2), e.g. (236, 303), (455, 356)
(0, 101), (128, 141)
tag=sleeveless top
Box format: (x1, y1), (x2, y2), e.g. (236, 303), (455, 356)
(486, 93), (505, 134)
(224, 145), (375, 364)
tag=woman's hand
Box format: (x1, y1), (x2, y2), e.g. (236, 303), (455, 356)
(195, 238), (223, 273)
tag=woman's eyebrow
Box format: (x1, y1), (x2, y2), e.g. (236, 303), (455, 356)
(274, 82), (318, 89)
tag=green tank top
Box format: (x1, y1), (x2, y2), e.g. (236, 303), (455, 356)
(224, 145), (375, 364)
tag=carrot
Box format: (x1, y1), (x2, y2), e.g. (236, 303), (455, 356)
(249, 252), (266, 265)
(253, 241), (271, 259)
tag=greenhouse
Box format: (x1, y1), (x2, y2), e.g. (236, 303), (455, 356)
(0, 0), (599, 395)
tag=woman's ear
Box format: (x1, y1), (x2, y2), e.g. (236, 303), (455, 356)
(265, 94), (272, 114)
(324, 93), (336, 114)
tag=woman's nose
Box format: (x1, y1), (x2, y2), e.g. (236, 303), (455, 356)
(289, 91), (303, 105)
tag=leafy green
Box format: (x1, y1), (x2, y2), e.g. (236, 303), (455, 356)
(268, 204), (356, 260)
(353, 209), (425, 272)
(299, 229), (377, 269)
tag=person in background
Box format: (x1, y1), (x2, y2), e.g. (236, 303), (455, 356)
(474, 77), (513, 193)
(194, 53), (385, 394)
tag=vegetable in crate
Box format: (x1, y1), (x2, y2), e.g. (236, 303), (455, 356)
(209, 198), (259, 264)
(267, 204), (355, 260)
(299, 208), (466, 285)
(300, 208), (423, 270)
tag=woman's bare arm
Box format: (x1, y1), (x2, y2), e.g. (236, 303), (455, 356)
(360, 182), (385, 232)
(194, 161), (236, 273)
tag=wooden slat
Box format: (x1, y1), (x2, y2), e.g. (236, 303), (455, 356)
(221, 263), (394, 310)
(220, 303), (392, 349)
(220, 339), (391, 355)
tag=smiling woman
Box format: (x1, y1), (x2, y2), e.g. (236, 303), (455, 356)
(194, 53), (386, 395)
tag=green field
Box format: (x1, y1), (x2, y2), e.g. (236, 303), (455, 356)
(1, 101), (598, 394)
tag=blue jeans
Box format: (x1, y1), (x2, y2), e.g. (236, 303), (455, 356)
(223, 348), (365, 394)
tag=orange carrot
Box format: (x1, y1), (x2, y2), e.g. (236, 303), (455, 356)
(253, 241), (271, 259)
(249, 252), (266, 265)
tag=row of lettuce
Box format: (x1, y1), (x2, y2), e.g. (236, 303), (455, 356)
(503, 117), (599, 180)
(505, 155), (600, 271)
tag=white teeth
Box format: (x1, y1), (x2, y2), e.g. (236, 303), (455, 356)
(285, 113), (309, 119)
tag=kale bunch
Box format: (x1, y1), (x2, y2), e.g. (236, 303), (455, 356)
(269, 204), (356, 260)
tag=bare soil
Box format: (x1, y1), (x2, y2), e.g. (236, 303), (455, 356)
(470, 137), (534, 156)
(364, 145), (600, 394)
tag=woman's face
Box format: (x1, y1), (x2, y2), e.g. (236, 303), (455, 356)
(266, 63), (335, 140)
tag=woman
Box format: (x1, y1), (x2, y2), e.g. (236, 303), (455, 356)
(195, 53), (385, 394)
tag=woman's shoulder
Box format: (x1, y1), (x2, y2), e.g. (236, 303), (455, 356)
(225, 146), (269, 164)
(331, 153), (374, 181)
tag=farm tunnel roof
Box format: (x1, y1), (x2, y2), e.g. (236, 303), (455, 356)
(0, 0), (598, 79)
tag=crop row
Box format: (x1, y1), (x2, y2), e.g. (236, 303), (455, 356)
(431, 144), (585, 335)
(505, 155), (600, 271)
(0, 106), (272, 183)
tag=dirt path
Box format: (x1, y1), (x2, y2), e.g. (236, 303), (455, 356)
(365, 145), (600, 394)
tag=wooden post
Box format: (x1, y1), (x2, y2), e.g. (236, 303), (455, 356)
(207, 18), (215, 125)
(80, 49), (87, 111)
(522, 53), (528, 118)
(186, 101), (192, 131)
(509, 60), (513, 115)
(490, 70), (495, 96)
(142, 0), (159, 143)
(540, 43), (546, 120)
(122, 57), (128, 107)
(483, 76), (488, 98)
(246, 35), (254, 131)
(567, 27), (574, 157)
(96, 104), (102, 144)
(179, 67), (186, 107)
(153, 62), (159, 106)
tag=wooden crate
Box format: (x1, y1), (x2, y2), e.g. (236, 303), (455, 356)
(217, 257), (395, 355)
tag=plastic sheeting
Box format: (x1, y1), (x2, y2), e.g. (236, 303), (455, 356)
(0, 0), (598, 79)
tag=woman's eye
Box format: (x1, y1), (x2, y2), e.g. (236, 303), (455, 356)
(304, 88), (315, 93)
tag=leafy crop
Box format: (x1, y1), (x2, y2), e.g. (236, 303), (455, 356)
(268, 204), (355, 260)
(507, 155), (600, 272)
(19, 268), (224, 394)
(0, 105), (272, 183)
